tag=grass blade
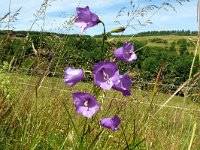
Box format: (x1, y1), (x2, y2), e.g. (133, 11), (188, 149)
(88, 129), (103, 150)
(188, 122), (197, 150)
(63, 102), (80, 141)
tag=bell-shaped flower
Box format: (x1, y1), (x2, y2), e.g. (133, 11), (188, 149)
(94, 62), (120, 90)
(64, 67), (84, 87)
(112, 73), (131, 96)
(114, 42), (137, 62)
(75, 6), (101, 33)
(72, 92), (100, 118)
(100, 115), (120, 131)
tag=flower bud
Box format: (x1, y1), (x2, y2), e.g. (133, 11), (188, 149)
(110, 27), (125, 33)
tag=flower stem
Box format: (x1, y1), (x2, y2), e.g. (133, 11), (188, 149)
(100, 21), (106, 61)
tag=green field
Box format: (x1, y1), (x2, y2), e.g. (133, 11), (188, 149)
(121, 35), (197, 42)
(0, 71), (199, 149)
(0, 32), (199, 149)
(0, 0), (199, 147)
(107, 35), (198, 54)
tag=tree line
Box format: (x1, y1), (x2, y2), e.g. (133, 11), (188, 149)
(0, 30), (197, 38)
(135, 30), (197, 36)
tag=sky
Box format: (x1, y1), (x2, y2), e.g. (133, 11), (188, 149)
(0, 0), (197, 35)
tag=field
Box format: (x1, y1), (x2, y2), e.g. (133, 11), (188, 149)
(120, 35), (197, 42)
(0, 67), (199, 149)
(105, 35), (198, 54)
(0, 0), (200, 148)
(0, 30), (200, 149)
(0, 31), (200, 150)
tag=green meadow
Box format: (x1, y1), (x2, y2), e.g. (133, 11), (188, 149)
(0, 0), (200, 148)
(0, 68), (199, 149)
(0, 28), (199, 150)
(103, 35), (198, 54)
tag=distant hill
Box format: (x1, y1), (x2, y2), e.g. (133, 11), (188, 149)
(94, 30), (198, 37)
(135, 30), (197, 36)
(0, 30), (91, 38)
(0, 30), (197, 38)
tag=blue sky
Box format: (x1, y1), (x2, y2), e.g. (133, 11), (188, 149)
(0, 0), (197, 35)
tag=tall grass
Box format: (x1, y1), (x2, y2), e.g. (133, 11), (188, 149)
(0, 0), (200, 149)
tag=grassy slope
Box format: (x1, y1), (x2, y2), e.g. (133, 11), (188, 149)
(112, 35), (198, 54)
(0, 72), (199, 149)
(0, 34), (199, 149)
(1, 33), (198, 53)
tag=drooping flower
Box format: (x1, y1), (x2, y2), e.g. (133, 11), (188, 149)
(94, 62), (120, 90)
(64, 67), (84, 87)
(112, 73), (131, 96)
(75, 6), (101, 33)
(114, 42), (137, 62)
(100, 115), (120, 131)
(72, 92), (100, 118)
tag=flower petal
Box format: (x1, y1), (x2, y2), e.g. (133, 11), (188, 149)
(72, 92), (100, 118)
(100, 115), (120, 131)
(112, 73), (131, 96)
(75, 6), (100, 33)
(64, 67), (84, 87)
(94, 62), (120, 90)
(114, 42), (137, 62)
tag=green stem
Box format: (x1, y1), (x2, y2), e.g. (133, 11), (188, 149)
(189, 37), (199, 80)
(100, 21), (106, 61)
(121, 124), (130, 150)
(78, 117), (88, 149)
(188, 122), (197, 150)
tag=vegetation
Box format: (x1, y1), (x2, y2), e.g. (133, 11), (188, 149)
(0, 31), (199, 149)
(0, 71), (199, 149)
(94, 30), (198, 38)
(135, 30), (198, 36)
(0, 0), (199, 148)
(0, 31), (199, 95)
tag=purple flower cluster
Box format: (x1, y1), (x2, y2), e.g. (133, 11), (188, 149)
(93, 62), (132, 96)
(63, 6), (138, 131)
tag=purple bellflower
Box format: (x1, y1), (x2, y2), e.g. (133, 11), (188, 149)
(114, 42), (137, 62)
(94, 62), (120, 90)
(64, 67), (84, 87)
(75, 6), (101, 33)
(100, 115), (121, 131)
(72, 92), (100, 118)
(112, 73), (131, 96)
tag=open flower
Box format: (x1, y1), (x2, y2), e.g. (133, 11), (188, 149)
(64, 67), (84, 87)
(94, 62), (120, 90)
(114, 42), (137, 62)
(72, 92), (100, 118)
(112, 73), (131, 96)
(100, 115), (120, 131)
(75, 6), (100, 33)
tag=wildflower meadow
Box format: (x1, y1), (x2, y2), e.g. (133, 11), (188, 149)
(0, 0), (200, 149)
